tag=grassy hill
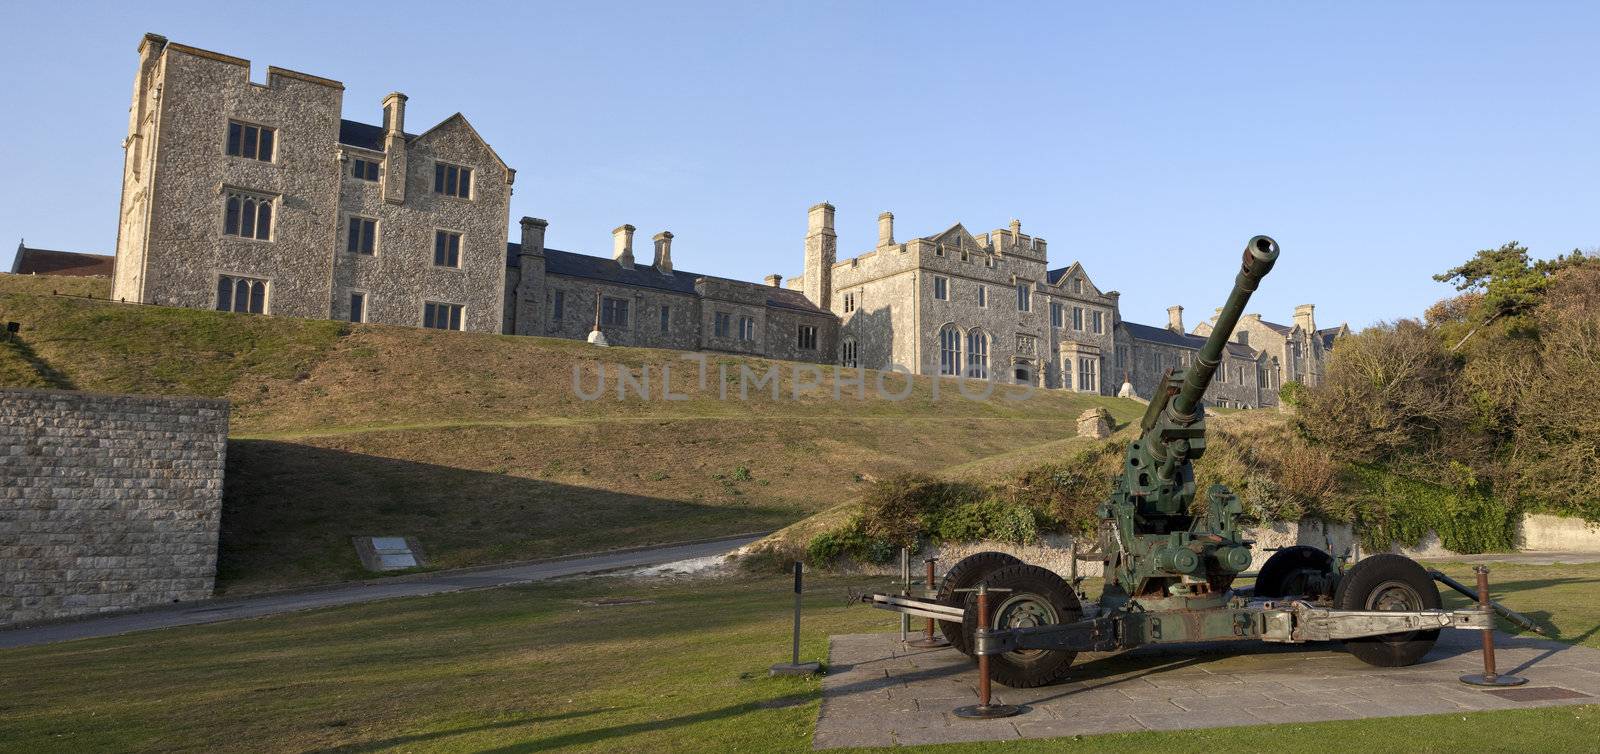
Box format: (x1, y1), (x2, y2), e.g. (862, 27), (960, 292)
(0, 273), (1144, 593)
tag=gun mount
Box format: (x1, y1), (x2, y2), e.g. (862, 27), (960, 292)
(863, 235), (1547, 690)
(1101, 235), (1278, 607)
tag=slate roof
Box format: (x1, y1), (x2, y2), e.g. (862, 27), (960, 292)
(1046, 266), (1072, 285)
(338, 119), (412, 151)
(9, 244), (115, 277)
(1122, 320), (1259, 358)
(1316, 327), (1344, 350)
(1258, 319), (1293, 335)
(506, 243), (830, 315)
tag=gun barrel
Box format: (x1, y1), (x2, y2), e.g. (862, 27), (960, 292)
(1171, 236), (1280, 419)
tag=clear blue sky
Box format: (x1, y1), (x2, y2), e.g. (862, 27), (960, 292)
(2, 2), (1595, 329)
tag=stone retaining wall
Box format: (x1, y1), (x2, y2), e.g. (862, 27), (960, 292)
(1, 388), (228, 626)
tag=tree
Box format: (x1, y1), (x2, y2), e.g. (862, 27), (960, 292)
(1433, 242), (1590, 351)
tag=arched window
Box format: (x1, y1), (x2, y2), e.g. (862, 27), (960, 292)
(965, 329), (988, 379)
(840, 338), (858, 368)
(939, 325), (961, 376)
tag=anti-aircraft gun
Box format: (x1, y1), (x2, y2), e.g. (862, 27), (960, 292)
(867, 236), (1544, 688)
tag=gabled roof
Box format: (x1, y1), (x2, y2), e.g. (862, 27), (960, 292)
(1258, 319), (1293, 335)
(506, 243), (830, 315)
(1122, 320), (1259, 359)
(412, 113), (512, 176)
(1045, 261), (1100, 294)
(1316, 326), (1346, 350)
(922, 223), (981, 249)
(10, 243), (114, 277)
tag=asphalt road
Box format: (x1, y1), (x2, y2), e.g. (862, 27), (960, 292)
(0, 533), (764, 650)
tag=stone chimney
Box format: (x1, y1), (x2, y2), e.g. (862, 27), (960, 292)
(380, 92), (409, 205)
(652, 231), (673, 274)
(1167, 305), (1184, 333)
(1294, 304), (1316, 333)
(877, 212), (895, 247)
(803, 202), (836, 310)
(612, 224), (636, 270)
(764, 274), (783, 287)
(519, 216), (548, 256)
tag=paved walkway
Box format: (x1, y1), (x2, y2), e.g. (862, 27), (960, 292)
(816, 630), (1600, 748)
(0, 533), (763, 650)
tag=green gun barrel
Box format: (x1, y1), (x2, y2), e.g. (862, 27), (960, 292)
(1169, 236), (1280, 420)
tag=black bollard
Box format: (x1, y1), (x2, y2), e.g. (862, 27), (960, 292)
(770, 561), (821, 676)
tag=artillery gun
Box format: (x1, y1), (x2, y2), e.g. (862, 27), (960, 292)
(868, 236), (1542, 688)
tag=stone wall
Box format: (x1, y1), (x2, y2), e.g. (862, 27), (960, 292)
(0, 389), (227, 626)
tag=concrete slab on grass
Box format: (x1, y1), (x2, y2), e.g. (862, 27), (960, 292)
(815, 630), (1600, 749)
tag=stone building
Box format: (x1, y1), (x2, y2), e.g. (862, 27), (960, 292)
(791, 207), (1117, 391)
(503, 218), (837, 361)
(111, 34), (513, 332)
(1192, 304), (1349, 388)
(91, 34), (1337, 400)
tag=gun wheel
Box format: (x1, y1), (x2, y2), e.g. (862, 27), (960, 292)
(962, 564), (1082, 688)
(1335, 554), (1442, 667)
(1255, 545), (1336, 599)
(936, 552), (1023, 655)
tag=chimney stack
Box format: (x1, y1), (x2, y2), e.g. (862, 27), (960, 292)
(612, 224), (636, 269)
(803, 202), (836, 310)
(877, 212), (895, 247)
(652, 231), (673, 274)
(1294, 304), (1317, 333)
(764, 274), (783, 287)
(519, 216), (548, 256)
(382, 92), (407, 135)
(1167, 305), (1184, 333)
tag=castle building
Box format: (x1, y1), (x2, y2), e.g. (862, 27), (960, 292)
(96, 34), (1338, 405)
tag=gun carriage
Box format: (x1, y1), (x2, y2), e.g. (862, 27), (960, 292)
(866, 236), (1541, 688)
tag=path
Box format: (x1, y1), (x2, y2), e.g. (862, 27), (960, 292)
(0, 533), (762, 650)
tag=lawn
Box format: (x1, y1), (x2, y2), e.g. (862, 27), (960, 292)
(0, 275), (1148, 592)
(1, 559), (1596, 753)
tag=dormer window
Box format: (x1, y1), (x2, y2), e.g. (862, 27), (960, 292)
(434, 162), (472, 199)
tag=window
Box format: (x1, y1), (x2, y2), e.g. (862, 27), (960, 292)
(977, 285), (987, 308)
(1016, 283), (1031, 312)
(433, 230), (462, 267)
(738, 315), (756, 341)
(347, 217), (377, 255)
(939, 325), (962, 376)
(1116, 345), (1129, 370)
(1073, 306), (1084, 331)
(351, 158), (380, 181)
(349, 292), (366, 323)
(660, 305), (671, 334)
(434, 162), (472, 198)
(965, 329), (988, 379)
(226, 121), (274, 161)
(552, 290), (565, 320)
(961, 248), (970, 262)
(797, 324), (818, 350)
(1217, 363), (1228, 383)
(985, 256), (994, 268)
(714, 311), (732, 338)
(215, 275), (266, 314)
(935, 244), (945, 257)
(1078, 356), (1099, 392)
(601, 297), (629, 327)
(1092, 311), (1104, 334)
(1073, 277), (1083, 294)
(840, 338), (858, 368)
(423, 301), (463, 330)
(843, 291), (856, 313)
(933, 276), (949, 300)
(223, 190), (273, 240)
(1050, 302), (1063, 328)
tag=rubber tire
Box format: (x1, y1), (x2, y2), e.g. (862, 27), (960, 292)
(1255, 546), (1337, 598)
(1334, 554), (1442, 667)
(936, 552), (1023, 655)
(961, 564), (1082, 688)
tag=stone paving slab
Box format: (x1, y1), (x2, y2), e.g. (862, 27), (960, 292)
(815, 630), (1600, 749)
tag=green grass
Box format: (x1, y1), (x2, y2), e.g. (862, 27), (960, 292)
(2, 559), (1597, 753)
(0, 275), (1149, 592)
